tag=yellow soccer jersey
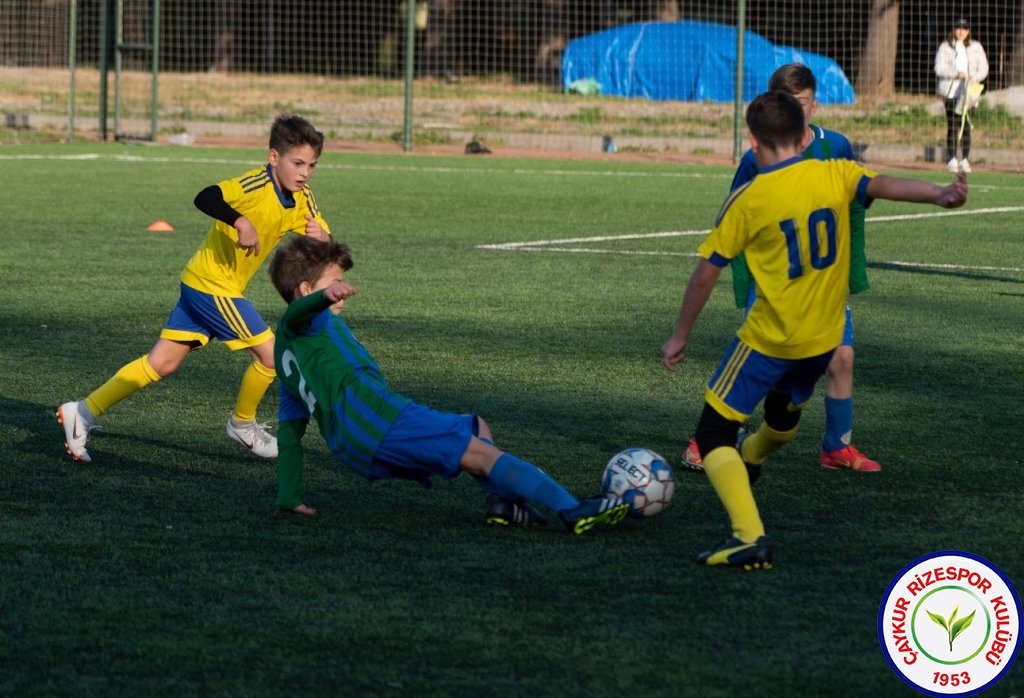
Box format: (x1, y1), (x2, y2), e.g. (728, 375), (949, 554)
(180, 165), (330, 296)
(699, 157), (875, 359)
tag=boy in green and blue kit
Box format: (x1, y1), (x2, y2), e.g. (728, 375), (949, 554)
(267, 235), (630, 534)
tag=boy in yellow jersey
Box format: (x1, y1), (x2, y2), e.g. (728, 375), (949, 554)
(57, 114), (331, 463)
(660, 92), (967, 570)
(683, 63), (881, 474)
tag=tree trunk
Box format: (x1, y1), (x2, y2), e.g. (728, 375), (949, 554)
(1012, 0), (1024, 85)
(534, 0), (568, 86)
(423, 0), (453, 78)
(856, 0), (899, 97)
(656, 1), (680, 21)
(210, 1), (241, 73)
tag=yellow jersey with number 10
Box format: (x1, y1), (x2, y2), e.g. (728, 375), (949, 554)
(699, 157), (875, 359)
(180, 164), (331, 297)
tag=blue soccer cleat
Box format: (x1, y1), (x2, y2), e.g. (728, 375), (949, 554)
(559, 496), (630, 535)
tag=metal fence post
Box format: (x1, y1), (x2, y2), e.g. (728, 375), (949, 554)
(69, 0), (78, 142)
(733, 0), (746, 164)
(402, 0), (416, 152)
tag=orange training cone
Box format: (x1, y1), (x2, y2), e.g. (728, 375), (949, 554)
(147, 220), (174, 232)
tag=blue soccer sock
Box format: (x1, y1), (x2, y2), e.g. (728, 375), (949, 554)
(472, 475), (512, 499)
(484, 453), (579, 513)
(822, 396), (854, 452)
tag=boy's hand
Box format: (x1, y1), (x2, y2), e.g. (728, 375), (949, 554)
(290, 504), (317, 516)
(939, 171), (969, 208)
(304, 214), (328, 240)
(661, 335), (687, 371)
(325, 282), (357, 304)
(235, 217), (260, 256)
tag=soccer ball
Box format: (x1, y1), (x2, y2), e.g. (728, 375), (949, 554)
(602, 447), (675, 518)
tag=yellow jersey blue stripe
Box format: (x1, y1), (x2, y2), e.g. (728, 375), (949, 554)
(698, 158), (875, 359)
(179, 164), (332, 297)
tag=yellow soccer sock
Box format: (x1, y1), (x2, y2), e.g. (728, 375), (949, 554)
(742, 423), (799, 464)
(233, 360), (276, 423)
(84, 355), (161, 418)
(703, 446), (765, 543)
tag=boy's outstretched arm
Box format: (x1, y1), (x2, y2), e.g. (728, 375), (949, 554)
(661, 259), (723, 371)
(281, 285), (357, 334)
(867, 171), (968, 208)
(278, 417), (315, 516)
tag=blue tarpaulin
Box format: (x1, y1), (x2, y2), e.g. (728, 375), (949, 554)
(562, 20), (855, 105)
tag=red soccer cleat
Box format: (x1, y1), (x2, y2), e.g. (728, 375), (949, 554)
(820, 445), (881, 472)
(681, 438), (704, 471)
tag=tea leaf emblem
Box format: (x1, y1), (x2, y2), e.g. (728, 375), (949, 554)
(927, 606), (977, 652)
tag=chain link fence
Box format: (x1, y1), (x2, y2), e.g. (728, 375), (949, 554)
(2, 1), (1023, 165)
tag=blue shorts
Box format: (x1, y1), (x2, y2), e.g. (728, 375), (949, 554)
(705, 337), (834, 422)
(841, 305), (854, 346)
(370, 402), (477, 483)
(161, 282), (273, 350)
(747, 288), (854, 347)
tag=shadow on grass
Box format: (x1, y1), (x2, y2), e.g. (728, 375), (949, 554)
(0, 394), (245, 477)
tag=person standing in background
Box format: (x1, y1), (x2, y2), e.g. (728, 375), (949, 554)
(934, 18), (988, 173)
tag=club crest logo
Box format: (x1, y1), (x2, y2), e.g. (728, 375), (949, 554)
(879, 551), (1021, 696)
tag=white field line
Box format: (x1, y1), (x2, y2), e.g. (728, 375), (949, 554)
(477, 229), (710, 249)
(867, 206), (1024, 223)
(0, 152), (731, 179)
(478, 207), (1024, 274)
(498, 247), (702, 257)
(8, 152), (1021, 271)
(8, 152), (1024, 191)
(10, 152), (1024, 193)
(872, 260), (1024, 273)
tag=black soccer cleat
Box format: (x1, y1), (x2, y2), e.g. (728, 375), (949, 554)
(484, 494), (548, 526)
(697, 535), (773, 570)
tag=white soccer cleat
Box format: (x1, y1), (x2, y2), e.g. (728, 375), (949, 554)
(226, 417), (278, 459)
(947, 157), (959, 173)
(56, 400), (97, 463)
(959, 158), (972, 173)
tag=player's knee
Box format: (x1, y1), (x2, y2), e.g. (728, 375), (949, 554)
(694, 404), (742, 455)
(828, 345), (854, 376)
(251, 342), (275, 369)
(460, 436), (501, 477)
(149, 339), (197, 377)
(147, 353), (182, 377)
(763, 389), (801, 432)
